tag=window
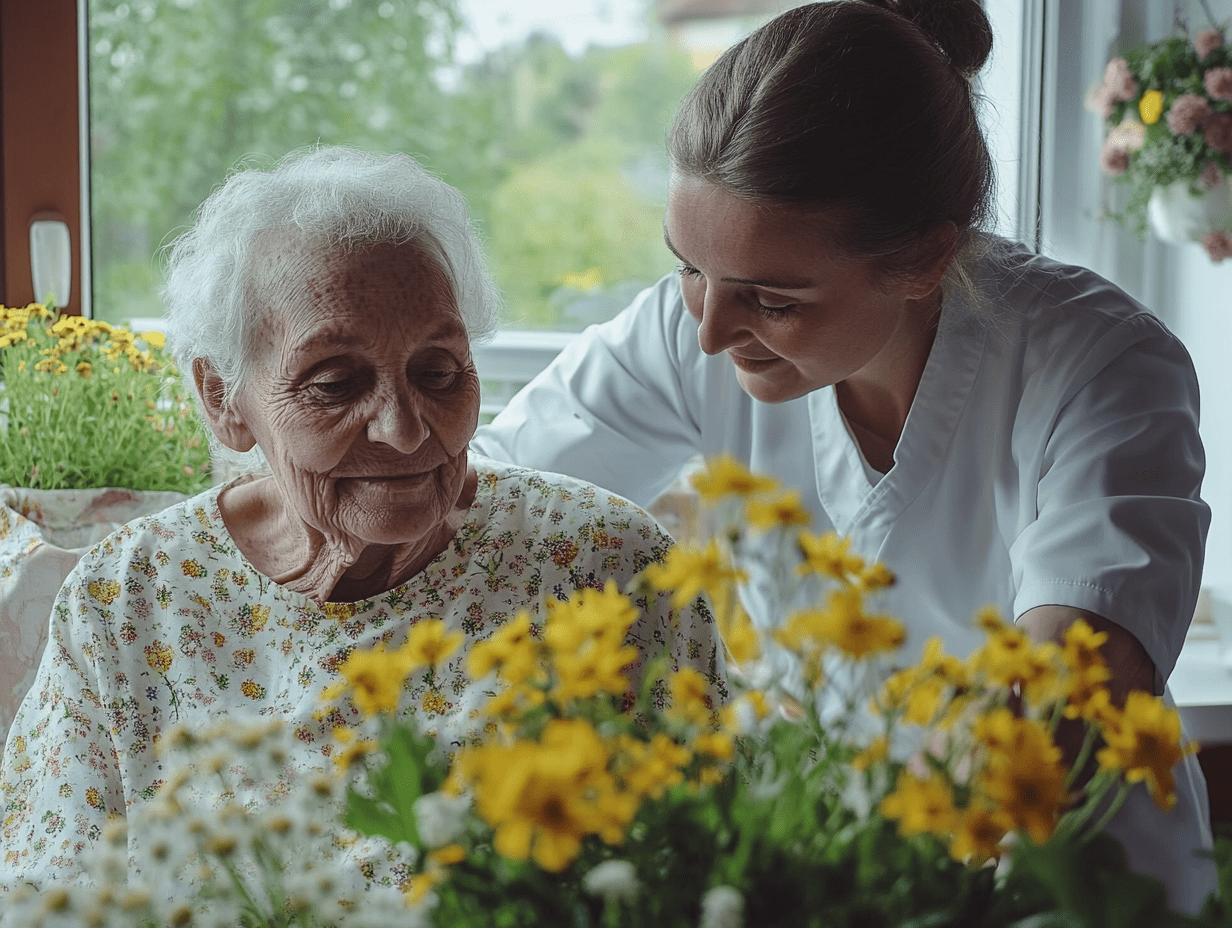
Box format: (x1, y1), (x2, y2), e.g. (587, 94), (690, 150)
(85, 0), (699, 337)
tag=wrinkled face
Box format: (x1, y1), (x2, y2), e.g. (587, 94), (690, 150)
(664, 177), (926, 405)
(231, 237), (480, 548)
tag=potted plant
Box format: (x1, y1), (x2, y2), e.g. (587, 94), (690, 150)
(1090, 20), (1232, 260)
(0, 301), (212, 734)
(8, 457), (1229, 928)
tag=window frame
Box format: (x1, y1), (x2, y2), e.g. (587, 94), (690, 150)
(0, 0), (85, 316)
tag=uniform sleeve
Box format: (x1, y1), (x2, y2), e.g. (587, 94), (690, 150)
(471, 275), (706, 508)
(1009, 311), (1209, 686)
(0, 566), (128, 890)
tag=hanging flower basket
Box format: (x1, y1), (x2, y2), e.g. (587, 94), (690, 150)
(1147, 176), (1232, 243)
(1089, 26), (1232, 261)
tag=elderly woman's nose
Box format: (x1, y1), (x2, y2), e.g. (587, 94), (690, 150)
(365, 390), (430, 452)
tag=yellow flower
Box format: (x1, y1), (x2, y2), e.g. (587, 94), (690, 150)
(797, 531), (867, 583)
(688, 454), (779, 502)
(642, 539), (743, 612)
(468, 611), (539, 684)
(973, 710), (1067, 844)
(75, 360), (92, 378)
(617, 733), (691, 799)
(427, 843), (467, 866)
(880, 771), (958, 837)
(325, 642), (414, 717)
(544, 581), (639, 652)
(851, 736), (888, 772)
(949, 806), (1008, 864)
(1096, 690), (1195, 810)
(776, 587), (904, 661)
(466, 719), (618, 872)
(718, 604), (760, 665)
(331, 726), (379, 769)
(876, 637), (967, 725)
(550, 636), (639, 703)
(400, 618), (465, 672)
(1139, 89), (1163, 125)
(87, 578), (122, 605)
(144, 641), (174, 674)
(33, 355), (68, 375)
(745, 489), (811, 530)
(967, 625), (1061, 704)
(668, 666), (714, 726)
(692, 730), (734, 760)
(140, 329), (166, 350)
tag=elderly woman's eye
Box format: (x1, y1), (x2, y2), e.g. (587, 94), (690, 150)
(419, 369), (459, 390)
(306, 377), (355, 399)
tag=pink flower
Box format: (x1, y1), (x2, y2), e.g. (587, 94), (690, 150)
(1167, 93), (1212, 134)
(1099, 139), (1130, 174)
(1195, 29), (1225, 61)
(1205, 67), (1232, 102)
(1102, 57), (1138, 102)
(1086, 84), (1117, 119)
(1201, 230), (1232, 262)
(1201, 161), (1225, 190)
(1205, 112), (1232, 153)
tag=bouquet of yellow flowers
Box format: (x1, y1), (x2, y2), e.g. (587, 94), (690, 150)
(0, 302), (211, 492)
(7, 458), (1229, 928)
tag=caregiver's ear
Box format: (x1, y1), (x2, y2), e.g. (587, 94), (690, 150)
(903, 221), (960, 299)
(192, 357), (256, 453)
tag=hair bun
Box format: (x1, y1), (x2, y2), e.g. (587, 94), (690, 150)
(868, 0), (993, 77)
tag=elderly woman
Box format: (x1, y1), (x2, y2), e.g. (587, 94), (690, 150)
(0, 146), (724, 889)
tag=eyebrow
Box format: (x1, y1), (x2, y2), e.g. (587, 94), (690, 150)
(288, 315), (467, 363)
(662, 229), (817, 291)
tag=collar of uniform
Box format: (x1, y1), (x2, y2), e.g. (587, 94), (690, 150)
(807, 292), (988, 541)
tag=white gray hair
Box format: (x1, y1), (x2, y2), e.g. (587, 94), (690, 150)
(162, 145), (501, 411)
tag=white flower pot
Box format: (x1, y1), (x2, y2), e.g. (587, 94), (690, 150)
(1147, 177), (1232, 244)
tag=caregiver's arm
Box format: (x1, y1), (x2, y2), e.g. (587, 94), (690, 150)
(472, 275), (710, 508)
(1019, 604), (1158, 698)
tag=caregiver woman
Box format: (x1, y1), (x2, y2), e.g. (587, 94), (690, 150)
(472, 0), (1216, 912)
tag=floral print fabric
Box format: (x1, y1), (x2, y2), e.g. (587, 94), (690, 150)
(0, 456), (724, 889)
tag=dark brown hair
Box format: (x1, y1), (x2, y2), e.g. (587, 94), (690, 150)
(667, 0), (995, 285)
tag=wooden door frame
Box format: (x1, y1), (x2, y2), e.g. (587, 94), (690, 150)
(1, 0), (82, 315)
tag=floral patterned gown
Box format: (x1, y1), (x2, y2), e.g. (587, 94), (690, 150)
(0, 455), (725, 889)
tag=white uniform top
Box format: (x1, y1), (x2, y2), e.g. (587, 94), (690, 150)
(473, 237), (1217, 913)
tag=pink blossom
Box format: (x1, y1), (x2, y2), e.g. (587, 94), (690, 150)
(1195, 29), (1225, 61)
(1087, 83), (1117, 118)
(1205, 67), (1232, 102)
(1167, 93), (1212, 134)
(1201, 161), (1225, 190)
(1099, 139), (1130, 174)
(1205, 112), (1232, 153)
(1201, 230), (1232, 261)
(1102, 57), (1138, 102)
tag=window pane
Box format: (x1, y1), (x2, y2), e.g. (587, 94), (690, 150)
(87, 0), (698, 331)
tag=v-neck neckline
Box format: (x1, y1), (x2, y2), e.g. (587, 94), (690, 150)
(807, 293), (987, 540)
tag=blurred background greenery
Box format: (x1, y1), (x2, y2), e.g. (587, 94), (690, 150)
(87, 0), (699, 331)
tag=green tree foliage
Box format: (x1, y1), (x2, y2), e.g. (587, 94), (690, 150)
(87, 0), (696, 331)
